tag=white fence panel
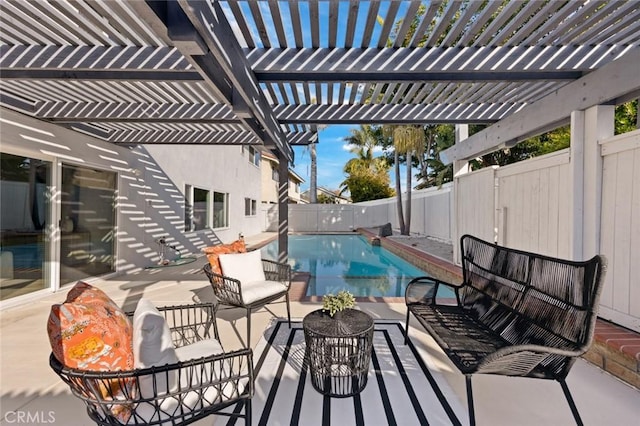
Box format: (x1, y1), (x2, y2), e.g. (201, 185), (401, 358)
(496, 150), (571, 258)
(281, 185), (453, 240)
(456, 167), (496, 244)
(413, 185), (452, 241)
(599, 129), (640, 332)
(260, 204), (278, 232)
(288, 204), (320, 232)
(317, 205), (355, 232)
(353, 198), (395, 228)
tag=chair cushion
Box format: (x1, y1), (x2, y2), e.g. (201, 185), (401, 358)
(131, 339), (247, 425)
(218, 249), (266, 286)
(47, 281), (134, 422)
(203, 239), (247, 276)
(132, 298), (179, 398)
(239, 280), (289, 305)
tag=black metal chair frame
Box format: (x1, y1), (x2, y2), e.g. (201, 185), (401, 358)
(405, 234), (606, 426)
(203, 258), (292, 347)
(50, 303), (253, 426)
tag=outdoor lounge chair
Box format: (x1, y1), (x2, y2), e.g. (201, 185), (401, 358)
(49, 300), (253, 425)
(203, 249), (292, 347)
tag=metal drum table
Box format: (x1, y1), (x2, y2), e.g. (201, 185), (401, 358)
(302, 308), (374, 397)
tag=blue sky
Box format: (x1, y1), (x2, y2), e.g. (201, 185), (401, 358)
(292, 125), (357, 192)
(220, 2), (415, 194)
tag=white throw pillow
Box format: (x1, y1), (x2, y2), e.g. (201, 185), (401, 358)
(219, 250), (265, 284)
(132, 298), (179, 398)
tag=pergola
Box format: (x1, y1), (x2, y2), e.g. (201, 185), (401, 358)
(1, 0), (640, 255)
(2, 0), (639, 155)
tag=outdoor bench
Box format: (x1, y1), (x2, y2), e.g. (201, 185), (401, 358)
(404, 234), (606, 426)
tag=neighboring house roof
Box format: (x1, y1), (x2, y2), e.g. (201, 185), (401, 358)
(302, 187), (350, 203)
(261, 151), (305, 184)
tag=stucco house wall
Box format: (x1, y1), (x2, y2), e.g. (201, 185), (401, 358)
(0, 107), (262, 298)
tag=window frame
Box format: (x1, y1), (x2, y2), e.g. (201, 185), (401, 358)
(244, 197), (257, 216)
(184, 185), (211, 232)
(213, 191), (229, 229)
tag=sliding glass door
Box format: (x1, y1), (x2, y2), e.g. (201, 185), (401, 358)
(0, 153), (52, 300)
(59, 164), (116, 285)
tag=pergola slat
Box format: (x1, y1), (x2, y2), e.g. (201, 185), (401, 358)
(248, 46), (606, 79)
(274, 103), (503, 125)
(409, 0), (443, 48)
(0, 0), (638, 154)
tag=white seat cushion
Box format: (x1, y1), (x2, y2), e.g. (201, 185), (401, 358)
(218, 250), (265, 284)
(130, 338), (247, 425)
(240, 279), (289, 304)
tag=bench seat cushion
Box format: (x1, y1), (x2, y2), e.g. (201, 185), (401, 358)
(408, 303), (509, 374)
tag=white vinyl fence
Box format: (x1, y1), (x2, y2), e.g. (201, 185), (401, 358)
(599, 130), (640, 331)
(263, 183), (453, 241)
(264, 131), (639, 331)
(496, 150), (572, 257)
(455, 132), (640, 332)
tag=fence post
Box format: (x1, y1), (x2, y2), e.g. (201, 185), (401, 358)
(453, 124), (470, 265)
(583, 105), (614, 258)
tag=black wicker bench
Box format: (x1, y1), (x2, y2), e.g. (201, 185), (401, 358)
(405, 235), (606, 426)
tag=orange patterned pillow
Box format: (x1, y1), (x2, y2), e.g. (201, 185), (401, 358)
(201, 238), (246, 255)
(203, 239), (247, 275)
(47, 282), (134, 422)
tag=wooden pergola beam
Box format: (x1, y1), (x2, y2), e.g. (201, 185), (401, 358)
(441, 48), (640, 163)
(176, 0), (292, 161)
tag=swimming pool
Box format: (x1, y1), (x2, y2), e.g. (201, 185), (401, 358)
(261, 234), (453, 298)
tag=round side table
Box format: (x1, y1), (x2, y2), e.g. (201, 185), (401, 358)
(302, 308), (374, 397)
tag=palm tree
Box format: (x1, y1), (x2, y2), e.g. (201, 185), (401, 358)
(340, 125), (377, 191)
(383, 125), (425, 235)
(340, 125), (394, 202)
(343, 125), (377, 169)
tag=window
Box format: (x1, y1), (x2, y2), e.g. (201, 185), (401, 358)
(244, 198), (257, 216)
(295, 182), (300, 193)
(271, 165), (279, 181)
(247, 146), (260, 167)
(185, 185), (211, 231)
(213, 191), (228, 228)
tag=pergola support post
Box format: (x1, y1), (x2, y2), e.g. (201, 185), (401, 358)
(453, 124), (469, 265)
(277, 152), (289, 264)
(570, 105), (614, 260)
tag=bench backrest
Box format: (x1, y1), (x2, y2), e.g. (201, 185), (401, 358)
(459, 235), (605, 351)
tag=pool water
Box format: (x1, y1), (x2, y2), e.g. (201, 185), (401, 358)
(261, 234), (454, 298)
(0, 243), (45, 269)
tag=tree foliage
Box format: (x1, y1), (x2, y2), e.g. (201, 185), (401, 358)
(340, 125), (395, 202)
(316, 193), (335, 204)
(615, 100), (638, 135)
(340, 160), (394, 203)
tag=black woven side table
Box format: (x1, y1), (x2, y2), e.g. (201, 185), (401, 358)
(302, 308), (374, 397)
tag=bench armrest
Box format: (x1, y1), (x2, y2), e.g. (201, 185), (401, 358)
(405, 276), (462, 306)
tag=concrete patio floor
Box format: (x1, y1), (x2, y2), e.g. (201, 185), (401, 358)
(1, 235), (638, 425)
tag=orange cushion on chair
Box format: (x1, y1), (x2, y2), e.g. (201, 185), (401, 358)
(47, 282), (135, 422)
(203, 239), (247, 276)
